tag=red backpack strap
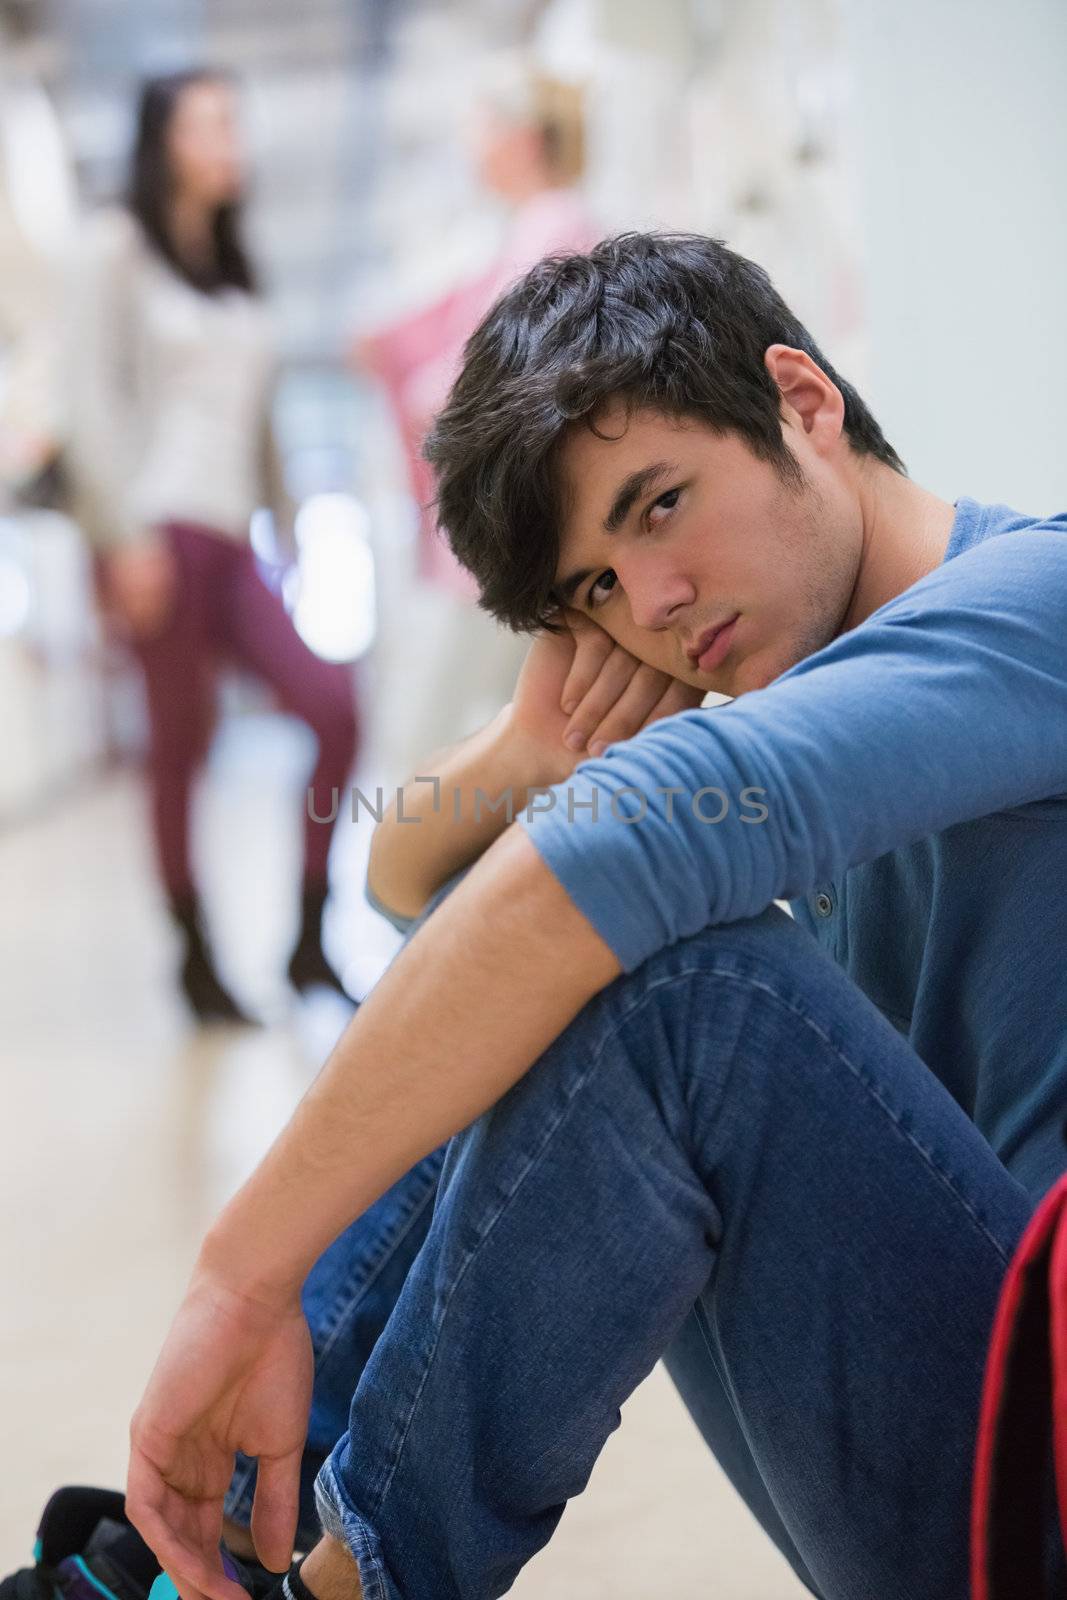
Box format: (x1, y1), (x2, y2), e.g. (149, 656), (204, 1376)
(1050, 1203), (1067, 1549)
(972, 1175), (1067, 1600)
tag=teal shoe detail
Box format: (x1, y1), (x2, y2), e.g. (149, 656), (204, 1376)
(147, 1577), (179, 1600)
(70, 1560), (121, 1600)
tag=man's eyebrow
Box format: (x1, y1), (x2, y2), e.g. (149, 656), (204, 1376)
(603, 460), (677, 532)
(551, 460), (679, 608)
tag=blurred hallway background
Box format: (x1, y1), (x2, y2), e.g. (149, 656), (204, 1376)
(1, 0), (1065, 1593)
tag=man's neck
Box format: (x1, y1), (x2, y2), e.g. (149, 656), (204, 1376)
(838, 463), (957, 636)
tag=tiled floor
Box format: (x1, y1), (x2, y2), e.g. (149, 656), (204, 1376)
(0, 718), (809, 1598)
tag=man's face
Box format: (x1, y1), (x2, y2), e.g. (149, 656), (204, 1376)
(554, 403), (861, 696)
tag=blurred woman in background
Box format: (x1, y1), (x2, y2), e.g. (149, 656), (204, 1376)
(356, 72), (596, 598)
(354, 71), (598, 766)
(65, 69), (358, 1022)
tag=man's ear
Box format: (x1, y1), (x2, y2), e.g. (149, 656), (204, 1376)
(764, 344), (844, 453)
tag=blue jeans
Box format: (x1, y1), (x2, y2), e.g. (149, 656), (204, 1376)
(225, 877), (1061, 1599)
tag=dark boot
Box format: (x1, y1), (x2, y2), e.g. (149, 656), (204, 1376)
(168, 891), (255, 1025)
(287, 881), (355, 1002)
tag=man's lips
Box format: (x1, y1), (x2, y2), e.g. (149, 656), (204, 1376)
(686, 614), (741, 672)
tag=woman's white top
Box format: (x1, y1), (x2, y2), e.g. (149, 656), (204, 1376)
(64, 207), (281, 548)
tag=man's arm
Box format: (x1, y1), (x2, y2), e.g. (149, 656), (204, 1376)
(207, 829), (617, 1296)
(365, 707), (548, 923)
(368, 613), (706, 923)
(126, 828), (618, 1600)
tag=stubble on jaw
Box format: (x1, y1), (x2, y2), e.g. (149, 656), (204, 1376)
(764, 469), (860, 683)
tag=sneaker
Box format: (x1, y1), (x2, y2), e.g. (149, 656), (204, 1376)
(0, 1486), (281, 1600)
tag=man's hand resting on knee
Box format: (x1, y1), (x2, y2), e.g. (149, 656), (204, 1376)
(128, 1270), (312, 1600)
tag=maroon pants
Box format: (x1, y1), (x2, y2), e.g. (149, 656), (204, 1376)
(130, 522), (358, 901)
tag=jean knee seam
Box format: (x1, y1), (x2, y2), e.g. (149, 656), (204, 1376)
(690, 1295), (754, 1452)
(696, 963), (1024, 1267)
(614, 954), (1020, 1265)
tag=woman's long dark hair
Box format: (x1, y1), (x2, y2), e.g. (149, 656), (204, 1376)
(127, 68), (257, 295)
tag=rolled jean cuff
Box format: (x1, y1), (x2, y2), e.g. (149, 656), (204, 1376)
(314, 1454), (401, 1600)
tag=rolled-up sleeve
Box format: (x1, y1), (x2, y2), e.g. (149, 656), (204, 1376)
(363, 877), (418, 938)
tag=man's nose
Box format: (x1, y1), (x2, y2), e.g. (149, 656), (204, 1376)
(624, 562), (696, 631)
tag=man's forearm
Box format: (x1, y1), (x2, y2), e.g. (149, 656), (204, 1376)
(367, 707), (564, 922)
(199, 826), (620, 1302)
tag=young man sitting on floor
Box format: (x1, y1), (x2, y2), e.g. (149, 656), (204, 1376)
(11, 232), (1067, 1600)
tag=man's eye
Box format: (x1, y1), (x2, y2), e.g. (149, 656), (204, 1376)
(646, 486), (681, 527)
(588, 569), (618, 608)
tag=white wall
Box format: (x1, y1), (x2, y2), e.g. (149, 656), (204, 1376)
(844, 0), (1067, 513)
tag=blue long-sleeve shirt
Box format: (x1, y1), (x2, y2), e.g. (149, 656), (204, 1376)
(519, 498), (1067, 1202)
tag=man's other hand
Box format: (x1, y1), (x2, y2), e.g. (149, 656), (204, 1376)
(507, 607), (704, 782)
(126, 1264), (313, 1600)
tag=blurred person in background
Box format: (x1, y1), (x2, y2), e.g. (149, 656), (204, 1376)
(63, 68), (358, 1023)
(354, 69), (598, 758)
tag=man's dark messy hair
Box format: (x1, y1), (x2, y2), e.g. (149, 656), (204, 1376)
(424, 232), (905, 633)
